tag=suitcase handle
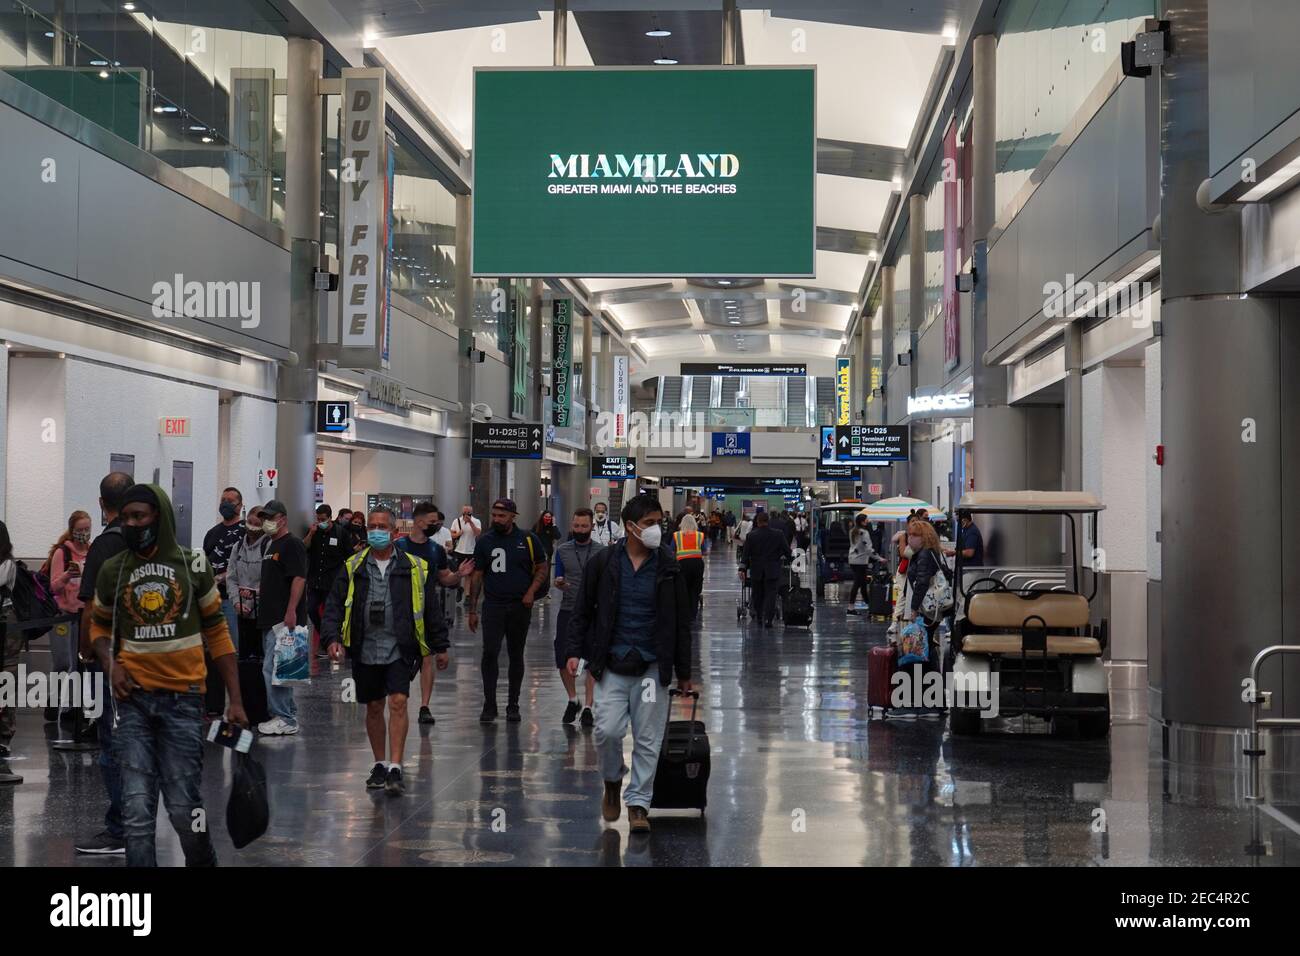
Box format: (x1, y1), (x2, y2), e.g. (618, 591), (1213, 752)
(668, 688), (701, 757)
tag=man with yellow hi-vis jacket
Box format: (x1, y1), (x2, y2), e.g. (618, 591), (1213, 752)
(322, 506), (449, 797)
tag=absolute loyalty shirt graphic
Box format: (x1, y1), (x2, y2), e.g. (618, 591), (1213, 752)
(121, 562), (185, 640)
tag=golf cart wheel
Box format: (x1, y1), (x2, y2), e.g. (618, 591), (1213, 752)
(1079, 713), (1111, 739)
(950, 709), (982, 736)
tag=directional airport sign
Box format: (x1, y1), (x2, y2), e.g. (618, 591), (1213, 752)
(316, 401), (351, 433)
(832, 425), (908, 463)
(471, 422), (544, 460)
(591, 455), (636, 480)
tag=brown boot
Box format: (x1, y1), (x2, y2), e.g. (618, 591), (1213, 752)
(602, 781), (622, 821)
(628, 806), (651, 833)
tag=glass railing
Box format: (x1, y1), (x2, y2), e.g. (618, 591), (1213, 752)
(1, 1), (287, 225)
(650, 407), (820, 428)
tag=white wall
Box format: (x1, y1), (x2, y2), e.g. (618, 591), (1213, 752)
(226, 394), (277, 510)
(5, 358), (67, 557)
(348, 448), (436, 513)
(322, 448), (352, 515)
(1081, 364), (1147, 571)
(63, 360), (220, 550)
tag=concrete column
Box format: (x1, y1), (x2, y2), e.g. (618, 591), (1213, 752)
(273, 36), (323, 533)
(971, 34), (997, 244)
(511, 278), (544, 524)
(1156, 0), (1300, 766)
(444, 191), (475, 514)
(907, 195), (926, 492)
(722, 0), (739, 65)
(1062, 322), (1083, 491)
(880, 266), (895, 425)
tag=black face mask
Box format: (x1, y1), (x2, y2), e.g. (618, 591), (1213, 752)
(124, 522), (159, 554)
(492, 520), (511, 534)
(428, 523), (443, 534)
(573, 531), (591, 543)
(219, 501), (238, 521)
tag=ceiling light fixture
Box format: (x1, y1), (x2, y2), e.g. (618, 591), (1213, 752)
(123, 2), (136, 9)
(90, 59), (108, 66)
(941, 23), (958, 45)
(201, 136), (213, 143)
(99, 70), (110, 79)
(654, 58), (678, 65)
(646, 29), (671, 38)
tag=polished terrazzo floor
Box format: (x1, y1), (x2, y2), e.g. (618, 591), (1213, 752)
(1, 547), (1297, 867)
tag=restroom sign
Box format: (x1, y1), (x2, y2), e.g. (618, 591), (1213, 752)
(158, 417), (190, 437)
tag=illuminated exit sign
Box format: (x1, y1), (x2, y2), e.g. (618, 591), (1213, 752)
(159, 417), (190, 437)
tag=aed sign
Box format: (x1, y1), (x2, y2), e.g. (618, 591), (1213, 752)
(158, 417), (190, 437)
(907, 391), (973, 416)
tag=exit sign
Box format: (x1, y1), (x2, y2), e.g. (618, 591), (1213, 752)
(159, 417), (190, 437)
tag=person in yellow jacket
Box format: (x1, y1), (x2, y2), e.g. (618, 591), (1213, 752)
(673, 514), (706, 623)
(322, 506), (449, 796)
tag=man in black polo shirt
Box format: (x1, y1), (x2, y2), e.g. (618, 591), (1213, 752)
(467, 498), (548, 723)
(306, 504), (353, 645)
(72, 470), (134, 855)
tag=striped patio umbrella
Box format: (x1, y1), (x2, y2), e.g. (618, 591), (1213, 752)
(857, 496), (947, 522)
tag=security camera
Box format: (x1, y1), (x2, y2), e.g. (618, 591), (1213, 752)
(471, 402), (494, 421)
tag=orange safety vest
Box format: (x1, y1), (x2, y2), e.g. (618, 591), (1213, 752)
(674, 530), (703, 559)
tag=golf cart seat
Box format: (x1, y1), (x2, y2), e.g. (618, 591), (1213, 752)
(961, 591), (1100, 655)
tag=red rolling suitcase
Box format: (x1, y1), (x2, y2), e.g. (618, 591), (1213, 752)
(868, 644), (897, 711)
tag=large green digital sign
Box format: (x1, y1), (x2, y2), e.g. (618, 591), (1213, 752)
(472, 67), (815, 278)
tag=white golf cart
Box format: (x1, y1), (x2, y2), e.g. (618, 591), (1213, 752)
(947, 491), (1110, 738)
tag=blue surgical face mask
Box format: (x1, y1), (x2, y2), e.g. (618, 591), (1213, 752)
(317, 520), (331, 530)
(367, 529), (391, 549)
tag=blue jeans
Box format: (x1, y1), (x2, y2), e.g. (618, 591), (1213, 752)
(114, 690), (216, 867)
(593, 670), (671, 810)
(262, 629), (298, 725)
(90, 662), (124, 839)
(220, 597), (239, 652)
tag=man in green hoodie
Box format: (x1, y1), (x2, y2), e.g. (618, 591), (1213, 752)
(89, 484), (246, 867)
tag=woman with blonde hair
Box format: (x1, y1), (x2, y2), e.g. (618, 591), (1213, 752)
(895, 517), (951, 718)
(44, 510), (91, 722)
(673, 514), (705, 622)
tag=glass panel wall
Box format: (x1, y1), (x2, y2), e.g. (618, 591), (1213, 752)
(994, 0), (1153, 221)
(1, 0), (288, 224)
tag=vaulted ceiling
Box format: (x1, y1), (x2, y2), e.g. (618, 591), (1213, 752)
(337, 2), (963, 367)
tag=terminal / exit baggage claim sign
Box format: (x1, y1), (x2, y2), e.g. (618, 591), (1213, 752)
(471, 67), (816, 277)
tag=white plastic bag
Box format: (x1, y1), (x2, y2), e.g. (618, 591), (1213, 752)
(271, 622), (311, 685)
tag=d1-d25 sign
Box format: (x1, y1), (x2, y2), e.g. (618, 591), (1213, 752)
(471, 67), (815, 278)
(471, 422), (544, 460)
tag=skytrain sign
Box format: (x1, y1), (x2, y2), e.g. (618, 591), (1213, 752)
(472, 67), (815, 277)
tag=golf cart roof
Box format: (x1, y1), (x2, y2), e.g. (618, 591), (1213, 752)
(957, 490), (1105, 513)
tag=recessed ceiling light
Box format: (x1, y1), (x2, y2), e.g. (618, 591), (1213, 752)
(44, 31), (54, 38)
(159, 104), (178, 113)
(717, 279), (731, 285)
(90, 59), (108, 66)
(189, 124), (206, 131)
(152, 105), (164, 113)
(646, 29), (672, 38)
(98, 70), (110, 79)
(201, 136), (213, 143)
(654, 58), (678, 65)
(728, 320), (740, 325)
(123, 2), (136, 9)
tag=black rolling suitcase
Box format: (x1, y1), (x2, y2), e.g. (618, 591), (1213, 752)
(650, 690), (709, 814)
(782, 586), (814, 626)
(868, 566), (892, 618)
(239, 658), (270, 726)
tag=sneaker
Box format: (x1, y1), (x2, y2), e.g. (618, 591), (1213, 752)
(365, 762), (387, 790)
(885, 708), (918, 720)
(505, 704), (521, 723)
(418, 706), (435, 726)
(385, 766), (404, 796)
(0, 761), (21, 785)
(580, 707), (594, 728)
(257, 717), (299, 736)
(628, 806), (651, 833)
(74, 831), (125, 854)
(855, 601), (868, 611)
(561, 701), (580, 724)
(602, 781), (621, 822)
(479, 703), (498, 723)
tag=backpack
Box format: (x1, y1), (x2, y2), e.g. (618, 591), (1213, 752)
(3, 560), (63, 644)
(37, 541), (72, 580)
